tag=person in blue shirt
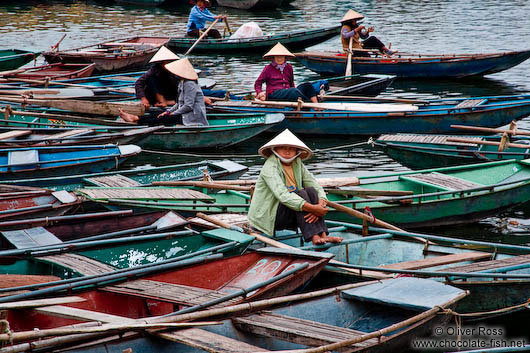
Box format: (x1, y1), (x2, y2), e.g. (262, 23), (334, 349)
(186, 0), (226, 39)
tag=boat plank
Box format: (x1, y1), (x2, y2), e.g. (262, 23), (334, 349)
(86, 174), (142, 187)
(78, 188), (214, 201)
(40, 129), (93, 140)
(233, 312), (382, 348)
(381, 252), (492, 270)
(158, 328), (269, 353)
(2, 227), (62, 248)
(0, 130), (32, 141)
(0, 296), (85, 310)
(440, 254), (530, 273)
(42, 253), (116, 275)
(35, 305), (135, 324)
(401, 172), (482, 190)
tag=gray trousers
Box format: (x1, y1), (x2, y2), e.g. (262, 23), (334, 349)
(274, 187), (328, 242)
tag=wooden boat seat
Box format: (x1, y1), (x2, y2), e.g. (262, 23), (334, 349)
(102, 279), (240, 307)
(399, 172), (482, 191)
(158, 328), (270, 352)
(453, 99), (486, 109)
(85, 174), (142, 187)
(233, 312), (383, 349)
(77, 187), (215, 202)
(381, 251), (492, 270)
(1, 227), (62, 249)
(439, 254), (530, 274)
(41, 253), (116, 275)
(0, 130), (32, 141)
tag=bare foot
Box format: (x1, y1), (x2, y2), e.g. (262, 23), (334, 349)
(322, 235), (343, 243)
(311, 234), (326, 245)
(118, 108), (139, 123)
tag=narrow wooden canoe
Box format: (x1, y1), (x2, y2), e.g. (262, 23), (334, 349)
(79, 159), (530, 228)
(0, 63), (96, 81)
(216, 0), (282, 10)
(0, 49), (39, 71)
(43, 37), (170, 73)
(374, 133), (530, 169)
(210, 95), (530, 135)
(168, 26), (340, 53)
(0, 144), (141, 180)
(0, 159), (247, 190)
(295, 49), (530, 78)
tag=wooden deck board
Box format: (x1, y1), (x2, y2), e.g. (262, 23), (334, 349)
(35, 305), (135, 323)
(378, 134), (482, 146)
(42, 253), (115, 275)
(0, 130), (32, 141)
(78, 187), (214, 201)
(233, 312), (382, 349)
(86, 174), (142, 187)
(382, 252), (492, 270)
(440, 254), (530, 273)
(158, 328), (269, 353)
(403, 172), (482, 190)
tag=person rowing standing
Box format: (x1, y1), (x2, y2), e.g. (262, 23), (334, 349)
(186, 0), (226, 39)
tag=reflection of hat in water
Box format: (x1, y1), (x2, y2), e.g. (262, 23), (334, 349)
(263, 42), (295, 59)
(341, 9), (364, 23)
(149, 46), (180, 63)
(164, 58), (198, 80)
(258, 129), (313, 160)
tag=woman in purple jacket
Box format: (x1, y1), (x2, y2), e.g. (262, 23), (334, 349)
(254, 43), (319, 103)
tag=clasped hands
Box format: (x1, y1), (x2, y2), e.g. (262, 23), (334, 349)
(303, 199), (328, 224)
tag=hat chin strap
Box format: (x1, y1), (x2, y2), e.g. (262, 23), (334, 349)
(272, 149), (301, 164)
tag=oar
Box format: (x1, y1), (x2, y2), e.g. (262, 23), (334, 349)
(450, 123), (530, 136)
(223, 17), (233, 35)
(345, 37), (353, 76)
(325, 200), (405, 232)
(182, 177), (360, 188)
(446, 137), (530, 150)
(50, 33), (67, 52)
(152, 180), (252, 192)
(185, 18), (220, 56)
(319, 94), (430, 105)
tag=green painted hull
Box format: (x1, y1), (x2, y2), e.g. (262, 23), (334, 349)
(375, 134), (530, 169)
(0, 49), (39, 71)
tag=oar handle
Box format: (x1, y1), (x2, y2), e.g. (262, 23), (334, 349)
(325, 200), (404, 232)
(185, 18), (220, 56)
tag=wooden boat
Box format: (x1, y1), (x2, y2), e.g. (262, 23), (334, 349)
(0, 63), (96, 81)
(0, 159), (248, 190)
(0, 144), (141, 180)
(295, 49), (530, 78)
(0, 126), (160, 148)
(216, 0), (282, 10)
(0, 49), (39, 71)
(30, 278), (466, 353)
(168, 26), (340, 54)
(115, 0), (165, 5)
(78, 159), (530, 228)
(210, 95), (530, 135)
(0, 188), (80, 221)
(43, 37), (170, 73)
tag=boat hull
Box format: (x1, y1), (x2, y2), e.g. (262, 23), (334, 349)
(0, 49), (39, 71)
(296, 49), (530, 78)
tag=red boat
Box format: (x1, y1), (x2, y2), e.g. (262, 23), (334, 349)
(0, 63), (96, 81)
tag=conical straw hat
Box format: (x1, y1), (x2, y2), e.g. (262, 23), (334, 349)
(258, 129), (313, 160)
(341, 9), (364, 23)
(164, 58), (198, 80)
(263, 42), (295, 59)
(149, 46), (180, 63)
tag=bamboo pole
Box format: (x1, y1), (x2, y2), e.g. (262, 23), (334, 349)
(152, 181), (252, 192)
(325, 200), (405, 232)
(180, 177), (360, 188)
(446, 137), (530, 149)
(450, 122), (530, 136)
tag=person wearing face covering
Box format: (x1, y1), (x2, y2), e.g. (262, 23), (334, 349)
(248, 129), (343, 245)
(254, 42), (319, 103)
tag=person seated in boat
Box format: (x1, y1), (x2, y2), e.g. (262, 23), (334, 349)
(340, 9), (394, 57)
(186, 0), (226, 39)
(135, 46), (181, 110)
(248, 129), (343, 246)
(254, 43), (319, 103)
(119, 58), (209, 127)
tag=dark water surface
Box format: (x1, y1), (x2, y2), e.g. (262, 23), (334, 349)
(2, 0), (530, 346)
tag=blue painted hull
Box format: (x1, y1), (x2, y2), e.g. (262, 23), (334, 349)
(296, 49), (530, 78)
(211, 96), (530, 135)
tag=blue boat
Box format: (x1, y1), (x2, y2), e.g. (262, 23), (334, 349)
(211, 95), (530, 135)
(295, 49), (530, 78)
(0, 144), (140, 180)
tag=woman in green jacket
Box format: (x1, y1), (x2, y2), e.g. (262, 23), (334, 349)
(248, 129), (343, 245)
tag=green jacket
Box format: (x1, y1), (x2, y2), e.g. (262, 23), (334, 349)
(248, 155), (327, 236)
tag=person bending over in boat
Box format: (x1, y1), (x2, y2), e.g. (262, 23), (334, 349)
(119, 58), (209, 127)
(248, 129), (343, 246)
(341, 9), (394, 57)
(135, 46), (180, 110)
(255, 43), (319, 103)
(186, 0), (226, 39)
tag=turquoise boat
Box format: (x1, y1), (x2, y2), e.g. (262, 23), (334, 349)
(374, 133), (530, 169)
(0, 49), (39, 71)
(78, 159), (530, 229)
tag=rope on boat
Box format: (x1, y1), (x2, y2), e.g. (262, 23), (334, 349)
(141, 141), (369, 158)
(439, 297), (530, 319)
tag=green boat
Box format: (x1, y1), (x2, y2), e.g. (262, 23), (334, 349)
(0, 112), (285, 150)
(0, 49), (39, 71)
(78, 159), (530, 229)
(374, 133), (530, 169)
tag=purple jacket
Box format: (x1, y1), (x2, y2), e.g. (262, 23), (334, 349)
(254, 63), (295, 97)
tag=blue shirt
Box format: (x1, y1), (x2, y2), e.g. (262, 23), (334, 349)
(186, 6), (220, 32)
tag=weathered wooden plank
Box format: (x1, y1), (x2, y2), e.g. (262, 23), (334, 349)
(35, 305), (135, 324)
(40, 129), (93, 140)
(403, 172), (482, 190)
(1, 227), (62, 249)
(233, 313), (381, 348)
(157, 328), (269, 353)
(381, 252), (492, 270)
(189, 213), (249, 229)
(86, 174), (142, 187)
(42, 253), (116, 275)
(0, 296), (85, 310)
(78, 188), (214, 201)
(441, 254), (530, 273)
(454, 99), (486, 109)
(0, 130), (32, 141)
